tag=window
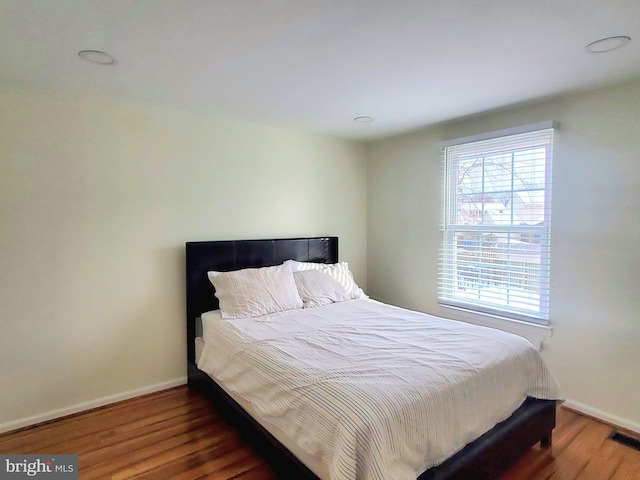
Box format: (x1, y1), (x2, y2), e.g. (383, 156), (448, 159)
(439, 122), (555, 324)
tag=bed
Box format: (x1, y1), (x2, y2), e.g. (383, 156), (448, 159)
(186, 237), (561, 480)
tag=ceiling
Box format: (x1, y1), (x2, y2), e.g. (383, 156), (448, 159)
(1, 0), (639, 140)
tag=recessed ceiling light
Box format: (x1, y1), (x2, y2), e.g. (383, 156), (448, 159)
(585, 36), (631, 54)
(354, 116), (374, 123)
(78, 50), (117, 65)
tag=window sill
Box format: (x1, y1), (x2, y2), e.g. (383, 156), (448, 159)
(439, 305), (553, 350)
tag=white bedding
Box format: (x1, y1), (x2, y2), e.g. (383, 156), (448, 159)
(197, 299), (563, 480)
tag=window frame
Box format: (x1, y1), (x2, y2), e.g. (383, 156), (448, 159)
(439, 122), (556, 326)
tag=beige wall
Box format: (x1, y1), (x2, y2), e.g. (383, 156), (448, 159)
(0, 92), (367, 429)
(3, 78), (639, 433)
(367, 78), (640, 428)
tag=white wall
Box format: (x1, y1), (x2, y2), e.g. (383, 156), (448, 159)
(3, 78), (639, 433)
(0, 92), (367, 430)
(367, 78), (640, 429)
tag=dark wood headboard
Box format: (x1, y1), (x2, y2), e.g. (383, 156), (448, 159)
(185, 237), (338, 364)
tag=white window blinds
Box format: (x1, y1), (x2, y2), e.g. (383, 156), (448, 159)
(439, 124), (555, 324)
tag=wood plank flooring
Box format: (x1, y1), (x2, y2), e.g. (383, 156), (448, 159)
(1, 386), (638, 479)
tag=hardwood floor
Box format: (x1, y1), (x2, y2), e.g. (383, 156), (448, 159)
(1, 386), (638, 479)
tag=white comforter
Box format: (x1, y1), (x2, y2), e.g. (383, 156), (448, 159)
(197, 299), (562, 480)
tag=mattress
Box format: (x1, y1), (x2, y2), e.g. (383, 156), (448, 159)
(197, 299), (562, 480)
(195, 328), (329, 478)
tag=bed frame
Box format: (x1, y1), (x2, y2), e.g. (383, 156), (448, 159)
(186, 237), (556, 480)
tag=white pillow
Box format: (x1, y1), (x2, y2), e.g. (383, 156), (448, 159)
(293, 270), (352, 308)
(285, 260), (367, 299)
(207, 263), (303, 319)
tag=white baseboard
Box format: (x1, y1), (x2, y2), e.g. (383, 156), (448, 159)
(0, 376), (188, 435)
(4, 381), (638, 440)
(563, 398), (640, 435)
